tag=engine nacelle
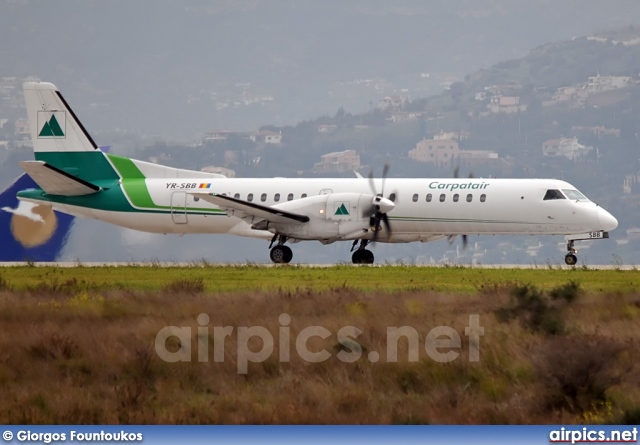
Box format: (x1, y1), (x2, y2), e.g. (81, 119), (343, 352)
(269, 192), (376, 240)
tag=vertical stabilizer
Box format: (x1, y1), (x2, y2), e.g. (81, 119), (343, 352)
(22, 82), (118, 182)
(23, 81), (98, 153)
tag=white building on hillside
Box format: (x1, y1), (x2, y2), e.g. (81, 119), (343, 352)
(542, 137), (591, 161)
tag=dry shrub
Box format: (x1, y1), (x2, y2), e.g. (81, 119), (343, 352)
(535, 335), (630, 413)
(26, 275), (90, 296)
(0, 274), (10, 290)
(495, 281), (581, 335)
(115, 343), (159, 423)
(28, 333), (80, 360)
(163, 277), (205, 294)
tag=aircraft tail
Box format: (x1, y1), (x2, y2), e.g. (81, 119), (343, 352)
(0, 174), (75, 261)
(22, 81), (119, 183)
(24, 81), (97, 153)
(22, 82), (221, 185)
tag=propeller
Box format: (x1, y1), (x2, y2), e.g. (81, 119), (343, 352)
(453, 165), (475, 179)
(367, 163), (395, 242)
(450, 165), (473, 251)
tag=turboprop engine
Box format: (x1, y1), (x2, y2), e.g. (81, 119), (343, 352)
(262, 192), (395, 240)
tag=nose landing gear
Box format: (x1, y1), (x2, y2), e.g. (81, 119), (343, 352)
(351, 239), (374, 264)
(564, 240), (577, 265)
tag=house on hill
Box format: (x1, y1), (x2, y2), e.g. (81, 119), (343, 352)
(488, 96), (527, 114)
(250, 130), (282, 145)
(542, 137), (591, 161)
(313, 150), (361, 174)
(408, 138), (459, 166)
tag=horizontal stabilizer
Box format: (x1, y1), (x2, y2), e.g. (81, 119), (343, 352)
(190, 193), (309, 224)
(19, 161), (101, 196)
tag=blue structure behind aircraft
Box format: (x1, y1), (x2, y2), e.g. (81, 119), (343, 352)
(0, 173), (75, 261)
(0, 146), (109, 261)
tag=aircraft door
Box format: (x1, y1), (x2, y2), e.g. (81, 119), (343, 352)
(170, 191), (188, 224)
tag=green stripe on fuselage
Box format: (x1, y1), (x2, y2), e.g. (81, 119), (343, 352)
(28, 151), (225, 215)
(106, 155), (224, 214)
(107, 154), (157, 208)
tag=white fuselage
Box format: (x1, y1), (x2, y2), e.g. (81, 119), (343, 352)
(47, 177), (618, 244)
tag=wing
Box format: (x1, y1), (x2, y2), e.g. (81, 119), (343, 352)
(190, 193), (309, 224)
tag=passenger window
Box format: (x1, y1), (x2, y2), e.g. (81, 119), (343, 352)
(480, 194), (486, 202)
(260, 193), (267, 202)
(543, 189), (565, 200)
(247, 193), (254, 202)
(301, 193), (307, 198)
(389, 193), (396, 202)
(287, 193), (294, 201)
(466, 194), (472, 202)
(426, 193), (432, 202)
(274, 193), (280, 202)
(453, 194), (459, 202)
(412, 193), (418, 202)
(439, 194), (446, 202)
(234, 193), (240, 199)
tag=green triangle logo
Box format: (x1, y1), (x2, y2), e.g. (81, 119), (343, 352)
(39, 115), (64, 137)
(335, 203), (349, 215)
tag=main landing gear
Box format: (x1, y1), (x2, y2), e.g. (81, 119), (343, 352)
(351, 240), (374, 264)
(564, 240), (577, 266)
(269, 234), (292, 264)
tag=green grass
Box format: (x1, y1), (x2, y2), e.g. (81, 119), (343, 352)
(1, 265), (639, 294)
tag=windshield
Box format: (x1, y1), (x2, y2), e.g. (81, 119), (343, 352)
(562, 189), (588, 201)
(543, 189), (565, 200)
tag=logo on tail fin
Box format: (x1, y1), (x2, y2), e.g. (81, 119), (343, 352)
(38, 111), (66, 138)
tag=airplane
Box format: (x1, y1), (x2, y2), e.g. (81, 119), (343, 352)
(0, 173), (75, 261)
(16, 81), (618, 265)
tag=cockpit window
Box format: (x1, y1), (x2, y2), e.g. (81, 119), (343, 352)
(543, 189), (565, 200)
(562, 189), (588, 201)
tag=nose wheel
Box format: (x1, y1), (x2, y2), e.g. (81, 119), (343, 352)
(564, 240), (577, 265)
(351, 239), (374, 264)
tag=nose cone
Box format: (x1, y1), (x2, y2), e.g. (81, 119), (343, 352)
(374, 196), (395, 214)
(598, 207), (618, 232)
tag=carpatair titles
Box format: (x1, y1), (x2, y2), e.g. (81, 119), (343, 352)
(428, 181), (490, 191)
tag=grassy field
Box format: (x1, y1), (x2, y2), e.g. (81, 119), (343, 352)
(3, 264), (640, 293)
(0, 265), (639, 424)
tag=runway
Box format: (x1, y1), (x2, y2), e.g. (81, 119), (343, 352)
(0, 261), (637, 270)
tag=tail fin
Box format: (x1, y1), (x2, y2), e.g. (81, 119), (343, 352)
(23, 82), (118, 182)
(0, 174), (75, 261)
(23, 81), (98, 153)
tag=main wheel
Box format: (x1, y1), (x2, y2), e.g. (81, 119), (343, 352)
(564, 254), (577, 265)
(270, 245), (293, 264)
(352, 249), (374, 264)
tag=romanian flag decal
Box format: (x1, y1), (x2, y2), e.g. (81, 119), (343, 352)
(198, 183), (211, 189)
